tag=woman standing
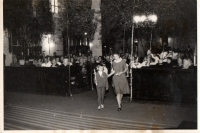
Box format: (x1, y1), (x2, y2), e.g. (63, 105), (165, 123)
(108, 53), (130, 111)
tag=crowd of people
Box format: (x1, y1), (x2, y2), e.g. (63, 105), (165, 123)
(10, 45), (195, 70)
(10, 47), (196, 89)
(130, 48), (194, 69)
(9, 46), (196, 111)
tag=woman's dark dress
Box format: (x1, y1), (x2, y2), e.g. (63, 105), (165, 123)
(112, 59), (130, 94)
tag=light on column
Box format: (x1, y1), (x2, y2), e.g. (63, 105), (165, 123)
(148, 14), (157, 23)
(133, 16), (140, 23)
(140, 15), (147, 22)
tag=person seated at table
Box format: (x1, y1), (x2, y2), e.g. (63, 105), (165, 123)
(173, 57), (183, 68)
(10, 56), (20, 67)
(24, 58), (30, 66)
(81, 53), (86, 58)
(186, 45), (193, 59)
(94, 56), (98, 63)
(96, 56), (102, 63)
(83, 56), (89, 65)
(79, 57), (84, 66)
(35, 58), (43, 67)
(133, 54), (139, 63)
(166, 47), (173, 58)
(172, 51), (179, 60)
(171, 51), (179, 66)
(53, 52), (57, 58)
(75, 57), (85, 69)
(136, 50), (152, 68)
(182, 58), (193, 69)
(68, 56), (74, 65)
(130, 54), (140, 68)
(47, 56), (52, 66)
(41, 57), (50, 67)
(150, 52), (160, 65)
(55, 56), (61, 66)
(146, 49), (152, 66)
(70, 57), (75, 66)
(160, 50), (168, 63)
(51, 57), (57, 67)
(33, 59), (38, 66)
(75, 57), (80, 64)
(87, 56), (91, 63)
(133, 56), (146, 68)
(60, 57), (70, 67)
(72, 54), (76, 59)
(186, 58), (194, 69)
(162, 57), (173, 68)
(42, 53), (45, 62)
(60, 55), (64, 64)
(89, 56), (95, 64)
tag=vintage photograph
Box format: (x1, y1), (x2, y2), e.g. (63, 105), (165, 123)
(3, 0), (197, 130)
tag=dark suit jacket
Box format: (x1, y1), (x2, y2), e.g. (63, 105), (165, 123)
(105, 61), (111, 74)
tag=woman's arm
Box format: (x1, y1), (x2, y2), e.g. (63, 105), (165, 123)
(123, 64), (128, 73)
(108, 69), (115, 78)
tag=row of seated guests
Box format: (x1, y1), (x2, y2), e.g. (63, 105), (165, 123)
(130, 49), (194, 69)
(9, 51), (195, 90)
(10, 48), (195, 70)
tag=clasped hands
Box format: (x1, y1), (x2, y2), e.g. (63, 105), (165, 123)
(115, 72), (123, 76)
(108, 72), (123, 78)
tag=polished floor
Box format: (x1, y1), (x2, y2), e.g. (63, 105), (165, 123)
(4, 88), (197, 130)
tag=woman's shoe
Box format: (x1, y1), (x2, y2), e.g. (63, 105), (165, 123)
(117, 108), (121, 111)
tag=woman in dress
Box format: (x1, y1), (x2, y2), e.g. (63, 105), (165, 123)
(108, 53), (130, 111)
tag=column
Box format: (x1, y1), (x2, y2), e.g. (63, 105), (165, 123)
(91, 0), (102, 57)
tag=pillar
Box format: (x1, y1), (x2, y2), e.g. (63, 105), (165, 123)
(91, 0), (102, 57)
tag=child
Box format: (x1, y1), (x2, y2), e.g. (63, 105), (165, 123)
(94, 64), (109, 110)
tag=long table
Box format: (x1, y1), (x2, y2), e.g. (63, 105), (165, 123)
(4, 66), (91, 96)
(131, 67), (197, 103)
(4, 67), (197, 103)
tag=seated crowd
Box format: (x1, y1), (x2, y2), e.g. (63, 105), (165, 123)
(129, 48), (195, 69)
(11, 46), (195, 71)
(8, 47), (196, 89)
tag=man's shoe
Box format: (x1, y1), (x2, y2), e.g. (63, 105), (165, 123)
(101, 104), (104, 108)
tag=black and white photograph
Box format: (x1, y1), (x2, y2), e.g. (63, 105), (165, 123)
(2, 0), (198, 131)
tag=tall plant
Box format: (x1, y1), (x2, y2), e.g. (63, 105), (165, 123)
(4, 0), (33, 40)
(4, 0), (54, 46)
(58, 0), (97, 41)
(30, 0), (54, 44)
